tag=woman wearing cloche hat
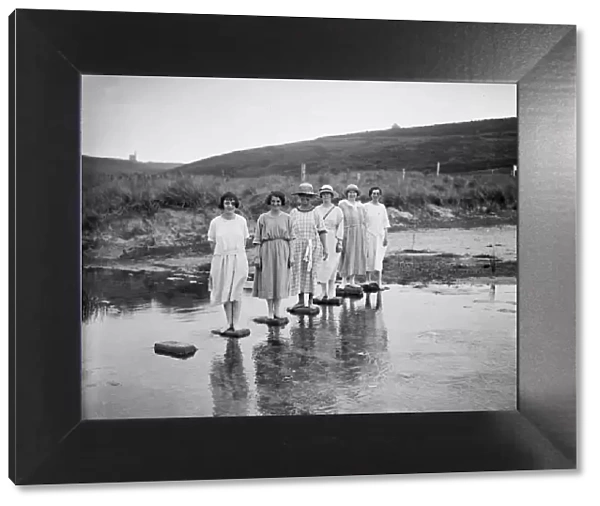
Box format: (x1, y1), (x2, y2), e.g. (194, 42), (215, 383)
(288, 182), (329, 310)
(314, 184), (344, 300)
(338, 183), (367, 288)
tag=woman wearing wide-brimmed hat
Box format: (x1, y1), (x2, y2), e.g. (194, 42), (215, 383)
(338, 183), (367, 287)
(289, 182), (329, 310)
(315, 184), (344, 299)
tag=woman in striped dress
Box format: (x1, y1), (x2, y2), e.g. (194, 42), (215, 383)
(338, 184), (367, 288)
(289, 183), (328, 310)
(252, 191), (294, 320)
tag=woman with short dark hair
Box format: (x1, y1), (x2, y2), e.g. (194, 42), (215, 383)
(252, 191), (294, 321)
(364, 186), (390, 288)
(207, 192), (249, 333)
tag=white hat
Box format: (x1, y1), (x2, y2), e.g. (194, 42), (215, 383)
(318, 184), (338, 197)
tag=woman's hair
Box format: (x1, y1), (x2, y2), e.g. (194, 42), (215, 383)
(369, 186), (383, 197)
(218, 192), (240, 210)
(265, 191), (286, 206)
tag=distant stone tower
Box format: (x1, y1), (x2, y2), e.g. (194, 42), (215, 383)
(129, 150), (137, 162)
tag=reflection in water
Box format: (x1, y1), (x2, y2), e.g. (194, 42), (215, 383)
(253, 294), (390, 416)
(82, 268), (209, 322)
(83, 265), (517, 418)
(209, 339), (249, 417)
(337, 293), (389, 386)
(489, 283), (496, 302)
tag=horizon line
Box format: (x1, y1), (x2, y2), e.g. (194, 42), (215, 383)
(83, 115), (517, 165)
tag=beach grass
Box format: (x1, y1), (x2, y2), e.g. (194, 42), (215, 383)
(83, 169), (517, 231)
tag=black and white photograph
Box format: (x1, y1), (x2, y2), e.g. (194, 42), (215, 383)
(81, 76), (518, 419)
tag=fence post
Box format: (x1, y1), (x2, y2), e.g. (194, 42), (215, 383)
(301, 163), (306, 182)
(512, 165), (517, 177)
(402, 168), (406, 181)
(436, 162), (440, 177)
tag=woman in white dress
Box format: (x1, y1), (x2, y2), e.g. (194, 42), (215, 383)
(364, 186), (390, 288)
(315, 184), (344, 299)
(207, 192), (250, 333)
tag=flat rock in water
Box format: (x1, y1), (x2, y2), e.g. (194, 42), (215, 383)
(286, 305), (320, 316)
(361, 283), (381, 293)
(313, 297), (342, 306)
(154, 341), (197, 358)
(211, 328), (251, 338)
(253, 316), (289, 326)
(336, 286), (364, 298)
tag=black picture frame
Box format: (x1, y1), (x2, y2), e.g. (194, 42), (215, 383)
(9, 9), (577, 485)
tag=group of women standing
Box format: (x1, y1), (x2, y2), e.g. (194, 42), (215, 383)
(207, 182), (390, 332)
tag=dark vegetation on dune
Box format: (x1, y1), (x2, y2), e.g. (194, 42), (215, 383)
(172, 117), (517, 178)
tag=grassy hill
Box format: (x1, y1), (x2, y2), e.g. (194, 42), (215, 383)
(82, 155), (182, 175)
(173, 117), (517, 178)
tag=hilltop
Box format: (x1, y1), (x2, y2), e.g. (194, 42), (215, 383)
(82, 155), (182, 175)
(173, 117), (517, 178)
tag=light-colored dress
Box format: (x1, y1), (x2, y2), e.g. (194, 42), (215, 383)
(315, 204), (344, 283)
(338, 199), (367, 278)
(290, 207), (326, 294)
(364, 202), (391, 272)
(208, 214), (250, 304)
(252, 212), (294, 300)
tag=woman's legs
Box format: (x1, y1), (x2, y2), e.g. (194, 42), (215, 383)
(327, 279), (336, 298)
(223, 302), (234, 329)
(266, 299), (274, 319)
(231, 300), (242, 328)
(318, 282), (328, 298)
(273, 298), (282, 318)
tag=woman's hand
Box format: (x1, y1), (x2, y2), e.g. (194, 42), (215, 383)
(288, 256), (294, 269)
(254, 256), (262, 270)
(336, 240), (343, 253)
(323, 249), (329, 261)
(383, 236), (388, 247)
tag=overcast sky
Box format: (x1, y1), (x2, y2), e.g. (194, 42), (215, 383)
(82, 76), (516, 164)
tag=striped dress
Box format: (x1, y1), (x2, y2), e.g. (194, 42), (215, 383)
(289, 207), (326, 294)
(338, 200), (367, 278)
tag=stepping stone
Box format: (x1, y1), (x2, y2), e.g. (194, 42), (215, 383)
(154, 341), (197, 358)
(286, 305), (320, 316)
(313, 296), (342, 306)
(336, 286), (364, 298)
(253, 316), (289, 326)
(210, 328), (251, 338)
(361, 282), (381, 293)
